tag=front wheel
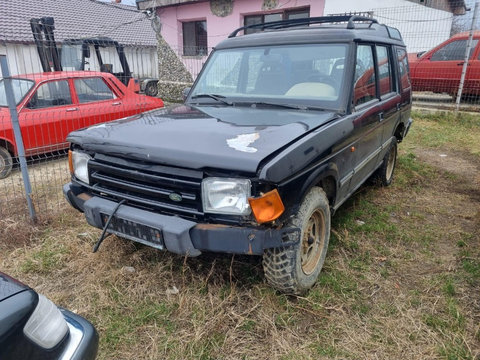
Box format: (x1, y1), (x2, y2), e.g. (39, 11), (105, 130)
(0, 146), (13, 179)
(145, 81), (158, 97)
(262, 187), (331, 294)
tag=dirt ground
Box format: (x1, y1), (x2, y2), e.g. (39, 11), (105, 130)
(0, 113), (479, 359)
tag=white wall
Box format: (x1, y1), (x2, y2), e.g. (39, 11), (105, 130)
(324, 0), (454, 52)
(0, 43), (158, 79)
(1, 43), (43, 76)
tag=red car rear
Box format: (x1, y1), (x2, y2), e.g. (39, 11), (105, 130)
(0, 71), (164, 178)
(409, 31), (480, 96)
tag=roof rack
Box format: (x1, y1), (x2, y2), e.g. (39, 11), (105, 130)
(228, 15), (379, 38)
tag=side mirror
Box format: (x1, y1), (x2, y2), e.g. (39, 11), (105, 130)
(182, 87), (191, 101)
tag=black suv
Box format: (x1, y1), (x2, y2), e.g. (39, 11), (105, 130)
(63, 16), (412, 294)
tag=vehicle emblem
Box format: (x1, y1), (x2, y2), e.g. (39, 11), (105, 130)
(169, 192), (183, 202)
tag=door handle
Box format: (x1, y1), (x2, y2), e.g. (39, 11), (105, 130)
(378, 112), (384, 122)
(457, 62), (465, 66)
(112, 102), (122, 106)
(65, 107), (79, 112)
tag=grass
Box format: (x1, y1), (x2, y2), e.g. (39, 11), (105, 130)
(408, 110), (480, 157)
(1, 110), (479, 359)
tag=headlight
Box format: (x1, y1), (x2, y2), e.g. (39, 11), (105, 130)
(202, 178), (251, 215)
(23, 294), (69, 349)
(70, 151), (91, 184)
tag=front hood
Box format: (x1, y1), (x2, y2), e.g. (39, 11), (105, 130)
(0, 272), (29, 301)
(68, 104), (337, 174)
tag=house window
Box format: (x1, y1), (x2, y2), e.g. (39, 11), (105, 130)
(244, 7), (310, 34)
(183, 21), (207, 56)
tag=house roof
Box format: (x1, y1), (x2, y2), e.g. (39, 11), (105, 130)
(136, 0), (206, 11)
(0, 0), (157, 47)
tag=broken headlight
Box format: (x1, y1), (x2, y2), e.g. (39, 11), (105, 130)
(70, 151), (91, 184)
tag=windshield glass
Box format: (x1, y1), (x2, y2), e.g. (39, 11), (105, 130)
(0, 79), (34, 107)
(61, 44), (84, 70)
(189, 43), (348, 110)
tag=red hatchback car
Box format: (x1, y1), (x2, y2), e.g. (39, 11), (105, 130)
(409, 31), (480, 97)
(0, 71), (164, 178)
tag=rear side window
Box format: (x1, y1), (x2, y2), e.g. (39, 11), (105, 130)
(354, 45), (376, 106)
(376, 46), (394, 96)
(26, 80), (72, 109)
(74, 78), (116, 103)
(396, 48), (411, 91)
(431, 39), (479, 61)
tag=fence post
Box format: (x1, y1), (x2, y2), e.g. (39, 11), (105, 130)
(455, 1), (479, 111)
(0, 55), (37, 222)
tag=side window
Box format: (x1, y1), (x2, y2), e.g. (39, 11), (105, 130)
(74, 78), (116, 104)
(376, 46), (394, 96)
(354, 45), (376, 106)
(431, 39), (479, 61)
(26, 80), (72, 109)
(397, 48), (411, 91)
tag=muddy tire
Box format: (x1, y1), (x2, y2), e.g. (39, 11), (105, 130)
(262, 187), (330, 294)
(0, 146), (13, 179)
(145, 81), (158, 97)
(372, 138), (397, 186)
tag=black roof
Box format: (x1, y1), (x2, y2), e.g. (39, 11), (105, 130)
(215, 16), (406, 50)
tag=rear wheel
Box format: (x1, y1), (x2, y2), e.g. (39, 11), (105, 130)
(0, 146), (13, 179)
(145, 81), (158, 97)
(373, 138), (397, 186)
(262, 187), (330, 294)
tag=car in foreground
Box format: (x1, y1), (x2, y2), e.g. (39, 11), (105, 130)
(0, 272), (98, 360)
(0, 71), (164, 178)
(64, 16), (412, 294)
(409, 31), (480, 97)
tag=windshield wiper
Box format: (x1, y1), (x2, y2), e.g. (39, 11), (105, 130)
(238, 101), (326, 111)
(190, 94), (233, 106)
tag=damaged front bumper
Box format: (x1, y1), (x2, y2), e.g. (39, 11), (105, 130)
(63, 182), (299, 256)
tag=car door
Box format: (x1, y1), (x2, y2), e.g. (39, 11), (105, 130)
(395, 48), (412, 132)
(464, 38), (480, 96)
(412, 38), (479, 94)
(376, 45), (402, 146)
(19, 79), (80, 155)
(72, 76), (124, 130)
(346, 43), (383, 193)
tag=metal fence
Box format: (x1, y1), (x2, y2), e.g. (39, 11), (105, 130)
(362, 0), (480, 111)
(1, 0), (479, 222)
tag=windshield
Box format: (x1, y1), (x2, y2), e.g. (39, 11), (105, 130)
(189, 43), (348, 110)
(0, 79), (34, 107)
(61, 44), (84, 70)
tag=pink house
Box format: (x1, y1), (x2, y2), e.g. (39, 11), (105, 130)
(136, 0), (324, 99)
(138, 1), (324, 65)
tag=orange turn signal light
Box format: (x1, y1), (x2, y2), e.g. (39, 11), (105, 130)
(68, 150), (74, 175)
(248, 189), (285, 224)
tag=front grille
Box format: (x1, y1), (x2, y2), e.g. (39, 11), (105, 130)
(87, 154), (204, 218)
